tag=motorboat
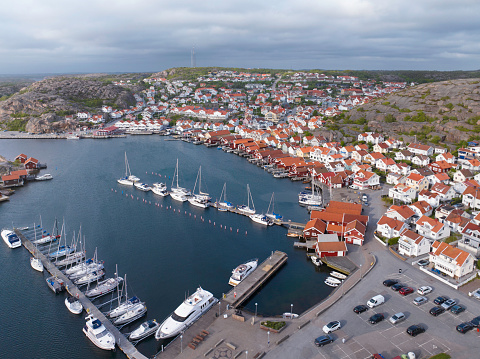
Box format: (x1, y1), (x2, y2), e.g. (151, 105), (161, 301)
(249, 214), (273, 226)
(330, 271), (347, 280)
(109, 296), (141, 318)
(282, 312), (299, 319)
(74, 270), (105, 286)
(46, 276), (65, 293)
(170, 192), (188, 202)
(65, 295), (83, 314)
(152, 183), (169, 196)
(35, 174), (53, 181)
(188, 195), (210, 208)
(311, 256), (322, 267)
(48, 245), (75, 259)
(324, 277), (341, 287)
(229, 259), (258, 286)
(30, 257), (44, 272)
(134, 182), (152, 191)
(129, 320), (160, 341)
(113, 302), (147, 325)
(237, 184), (256, 215)
(155, 287), (218, 339)
(118, 152), (139, 185)
(67, 134), (80, 140)
(83, 315), (115, 351)
(1, 229), (22, 248)
(85, 276), (123, 298)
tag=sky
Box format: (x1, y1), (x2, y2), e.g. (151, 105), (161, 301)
(1, 0), (479, 74)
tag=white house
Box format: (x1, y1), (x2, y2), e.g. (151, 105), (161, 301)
(429, 241), (475, 279)
(398, 229), (430, 257)
(415, 215), (450, 242)
(376, 215), (408, 239)
(389, 184), (416, 203)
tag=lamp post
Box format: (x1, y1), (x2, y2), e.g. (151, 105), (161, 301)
(290, 303), (293, 318)
(267, 330), (270, 347)
(360, 264), (362, 279)
(246, 350), (248, 359)
(180, 334), (183, 353)
(255, 303), (258, 322)
(218, 301), (221, 317)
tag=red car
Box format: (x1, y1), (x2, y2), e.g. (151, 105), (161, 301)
(399, 287), (414, 296)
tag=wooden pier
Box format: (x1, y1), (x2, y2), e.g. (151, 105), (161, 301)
(15, 229), (149, 359)
(223, 250), (288, 308)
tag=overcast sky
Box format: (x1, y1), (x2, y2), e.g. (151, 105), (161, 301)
(1, 0), (479, 74)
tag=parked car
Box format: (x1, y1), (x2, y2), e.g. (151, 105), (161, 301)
(417, 259), (429, 267)
(383, 279), (399, 287)
(451, 305), (465, 314)
(391, 283), (404, 291)
(389, 312), (406, 324)
(456, 322), (474, 334)
(323, 320), (341, 334)
(470, 316), (480, 327)
(433, 296), (448, 305)
(367, 295), (385, 308)
(399, 287), (414, 296)
(441, 299), (457, 310)
(413, 296), (428, 306)
(429, 306), (446, 316)
(469, 288), (480, 300)
(362, 194), (368, 202)
(314, 334), (334, 347)
(369, 313), (385, 324)
(406, 324), (425, 336)
(417, 286), (433, 295)
(353, 304), (369, 314)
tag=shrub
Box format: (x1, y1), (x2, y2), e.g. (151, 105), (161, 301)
(261, 321), (286, 330)
(385, 114), (396, 123)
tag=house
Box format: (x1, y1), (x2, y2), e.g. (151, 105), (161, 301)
(316, 240), (347, 257)
(418, 190), (441, 208)
(376, 158), (396, 172)
(429, 161), (455, 174)
(303, 219), (327, 240)
(385, 205), (416, 224)
(398, 229), (431, 257)
(431, 172), (451, 185)
(376, 215), (408, 239)
(1, 174), (23, 187)
(460, 222), (480, 256)
(373, 142), (390, 154)
(395, 150), (413, 161)
(437, 152), (456, 164)
(462, 159), (480, 172)
(15, 153), (28, 163)
(404, 173), (429, 193)
(429, 241), (475, 279)
(462, 186), (480, 210)
(412, 155), (430, 167)
(386, 173), (404, 185)
(443, 210), (471, 234)
(415, 215), (450, 242)
(343, 220), (366, 246)
(454, 169), (474, 183)
(364, 152), (385, 166)
(24, 157), (39, 170)
(408, 200), (433, 217)
(353, 170), (380, 190)
(389, 184), (416, 203)
(407, 143), (433, 156)
(430, 182), (456, 202)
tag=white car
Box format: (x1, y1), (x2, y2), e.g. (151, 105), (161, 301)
(469, 288), (480, 300)
(322, 320), (341, 334)
(389, 312), (406, 324)
(417, 286), (433, 295)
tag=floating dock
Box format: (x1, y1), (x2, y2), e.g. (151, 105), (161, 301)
(15, 229), (149, 359)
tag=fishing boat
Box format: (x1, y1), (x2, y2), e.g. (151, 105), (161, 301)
(229, 259), (258, 286)
(85, 276), (123, 298)
(134, 182), (152, 191)
(249, 214), (273, 226)
(216, 183), (234, 211)
(311, 256), (322, 267)
(74, 270), (105, 286)
(324, 277), (341, 287)
(83, 315), (115, 351)
(155, 287), (218, 339)
(265, 192), (282, 222)
(118, 152), (139, 185)
(65, 295), (83, 314)
(330, 271), (347, 280)
(188, 166), (211, 208)
(46, 276), (65, 293)
(1, 229), (21, 248)
(170, 158), (190, 200)
(129, 320), (160, 341)
(237, 184), (256, 215)
(152, 182), (169, 197)
(113, 302), (147, 325)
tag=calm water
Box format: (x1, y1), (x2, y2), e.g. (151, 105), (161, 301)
(0, 137), (333, 358)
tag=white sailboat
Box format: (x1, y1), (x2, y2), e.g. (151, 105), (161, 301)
(113, 302), (147, 325)
(170, 159), (190, 202)
(108, 275), (142, 319)
(265, 192), (282, 222)
(117, 152), (139, 185)
(30, 222), (44, 272)
(188, 166), (211, 208)
(298, 182), (322, 206)
(216, 183), (234, 211)
(237, 184), (256, 215)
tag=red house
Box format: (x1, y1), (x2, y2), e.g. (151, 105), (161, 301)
(316, 241), (347, 257)
(428, 160), (455, 173)
(303, 219), (327, 240)
(24, 157), (39, 169)
(15, 153), (28, 163)
(344, 220), (366, 246)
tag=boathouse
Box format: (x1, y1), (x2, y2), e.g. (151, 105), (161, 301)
(1, 174), (24, 187)
(24, 157), (39, 170)
(316, 241), (347, 257)
(15, 153), (28, 163)
(303, 219), (327, 240)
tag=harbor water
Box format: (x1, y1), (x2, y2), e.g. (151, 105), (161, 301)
(0, 136), (334, 358)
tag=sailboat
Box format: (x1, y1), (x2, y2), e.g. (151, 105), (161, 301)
(170, 159), (190, 202)
(265, 192), (282, 222)
(108, 275), (142, 318)
(188, 166), (211, 208)
(85, 265), (123, 298)
(298, 181), (322, 206)
(30, 222), (44, 272)
(216, 183), (234, 211)
(117, 152), (140, 185)
(237, 184), (256, 215)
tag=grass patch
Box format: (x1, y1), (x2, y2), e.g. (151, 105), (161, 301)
(428, 354), (451, 359)
(260, 321), (286, 330)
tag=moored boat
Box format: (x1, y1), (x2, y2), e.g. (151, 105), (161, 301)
(48, 245), (75, 259)
(85, 276), (123, 298)
(129, 319), (160, 341)
(118, 152), (138, 185)
(35, 174), (53, 181)
(229, 259), (258, 286)
(311, 256), (322, 267)
(74, 270), (105, 286)
(249, 214), (273, 226)
(83, 315), (115, 351)
(324, 277), (341, 287)
(237, 184), (256, 215)
(113, 302), (147, 325)
(1, 229), (21, 248)
(216, 183), (234, 211)
(152, 182), (169, 196)
(65, 295), (83, 314)
(134, 182), (152, 191)
(330, 271), (347, 280)
(30, 257), (44, 272)
(109, 296), (141, 318)
(282, 312), (299, 319)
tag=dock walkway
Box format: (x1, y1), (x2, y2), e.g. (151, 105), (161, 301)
(15, 229), (148, 359)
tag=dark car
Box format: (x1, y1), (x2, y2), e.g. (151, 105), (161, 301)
(456, 322), (474, 334)
(383, 279), (399, 287)
(314, 334), (333, 347)
(406, 324), (425, 337)
(429, 306), (446, 316)
(399, 287), (414, 296)
(433, 296), (448, 305)
(353, 304), (369, 314)
(391, 283), (404, 291)
(470, 316), (480, 327)
(451, 305), (465, 314)
(369, 313), (385, 324)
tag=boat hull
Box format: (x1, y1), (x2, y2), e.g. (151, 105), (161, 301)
(1, 230), (22, 248)
(30, 257), (44, 272)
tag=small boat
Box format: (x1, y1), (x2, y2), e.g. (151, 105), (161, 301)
(299, 184), (322, 206)
(129, 319), (160, 341)
(54, 251), (85, 267)
(229, 259), (258, 286)
(85, 276), (123, 298)
(152, 182), (169, 197)
(65, 295), (83, 314)
(330, 271), (347, 280)
(265, 192), (282, 222)
(282, 312), (299, 319)
(48, 245), (75, 259)
(1, 229), (21, 248)
(170, 158), (191, 198)
(74, 270), (105, 285)
(66, 258), (104, 277)
(249, 214), (273, 226)
(83, 315), (115, 351)
(113, 302), (147, 325)
(67, 134), (80, 140)
(32, 234), (59, 245)
(134, 182), (152, 191)
(324, 277), (341, 287)
(170, 192), (188, 202)
(311, 256), (322, 267)
(35, 174), (53, 181)
(217, 183), (234, 211)
(46, 276), (65, 293)
(30, 257), (44, 272)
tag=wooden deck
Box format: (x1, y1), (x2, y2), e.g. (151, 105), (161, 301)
(15, 229), (149, 359)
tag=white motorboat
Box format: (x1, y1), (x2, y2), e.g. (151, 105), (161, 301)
(170, 158), (191, 197)
(65, 295), (83, 314)
(1, 229), (21, 248)
(118, 152), (139, 185)
(217, 183), (234, 211)
(85, 276), (123, 298)
(129, 320), (160, 341)
(74, 270), (105, 285)
(330, 271), (347, 280)
(152, 182), (169, 196)
(282, 312), (299, 319)
(155, 287), (218, 339)
(35, 173), (53, 181)
(67, 134), (80, 140)
(113, 302), (147, 325)
(311, 256), (322, 266)
(229, 259), (258, 286)
(188, 195), (210, 208)
(324, 277), (341, 287)
(170, 192), (188, 202)
(249, 214), (273, 226)
(30, 257), (44, 272)
(237, 184), (256, 215)
(83, 315), (115, 351)
(134, 182), (152, 191)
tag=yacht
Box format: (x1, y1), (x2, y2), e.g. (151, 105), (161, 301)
(66, 259), (104, 277)
(155, 287), (218, 339)
(66, 134), (80, 140)
(237, 184), (256, 215)
(85, 276), (123, 298)
(129, 320), (160, 341)
(65, 295), (83, 314)
(1, 229), (21, 248)
(188, 166), (211, 208)
(118, 152), (139, 185)
(217, 183), (234, 211)
(109, 296), (141, 318)
(170, 191), (188, 202)
(228, 259), (258, 286)
(30, 257), (44, 272)
(134, 182), (152, 191)
(170, 158), (191, 198)
(152, 182), (169, 197)
(35, 173), (53, 181)
(48, 245), (75, 259)
(74, 270), (105, 286)
(311, 256), (322, 267)
(113, 302), (147, 325)
(249, 214), (273, 226)
(83, 315), (115, 351)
